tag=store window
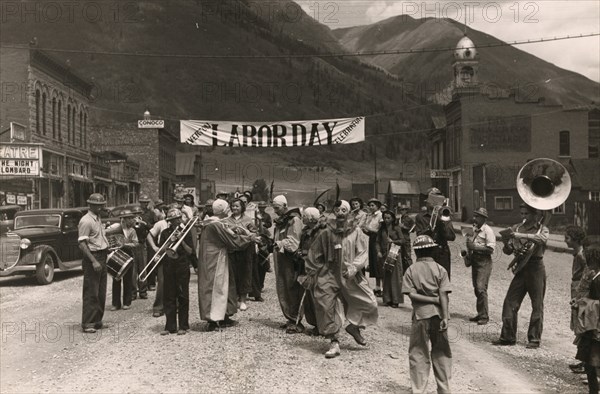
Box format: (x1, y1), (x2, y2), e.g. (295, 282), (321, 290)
(494, 196), (513, 210)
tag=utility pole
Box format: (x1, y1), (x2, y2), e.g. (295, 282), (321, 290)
(373, 143), (378, 198)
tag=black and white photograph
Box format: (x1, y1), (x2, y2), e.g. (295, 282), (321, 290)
(1, 0), (599, 392)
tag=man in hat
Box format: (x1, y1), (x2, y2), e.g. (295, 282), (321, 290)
(78, 193), (110, 333)
(397, 204), (415, 271)
(402, 234), (452, 393)
(465, 207), (496, 325)
(154, 199), (166, 221)
(174, 193), (193, 223)
(198, 199), (259, 331)
(494, 203), (549, 349)
(414, 188), (456, 279)
(108, 209), (139, 311)
(134, 194), (156, 298)
(215, 190), (229, 202)
(305, 200), (378, 358)
(155, 208), (193, 335)
(272, 195), (306, 333)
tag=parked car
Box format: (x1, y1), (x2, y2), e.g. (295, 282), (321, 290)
(0, 208), (87, 285)
(0, 205), (22, 234)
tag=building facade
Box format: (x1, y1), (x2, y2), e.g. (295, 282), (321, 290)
(429, 36), (598, 225)
(90, 123), (177, 203)
(1, 48), (93, 208)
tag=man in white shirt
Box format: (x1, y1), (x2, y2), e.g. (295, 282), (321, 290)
(466, 207), (496, 325)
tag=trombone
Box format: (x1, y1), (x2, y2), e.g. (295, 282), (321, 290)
(138, 216), (198, 282)
(429, 195), (452, 229)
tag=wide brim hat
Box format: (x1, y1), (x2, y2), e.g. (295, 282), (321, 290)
(473, 207), (489, 218)
(118, 209), (136, 218)
(173, 194), (185, 202)
(138, 194), (151, 203)
(154, 199), (165, 207)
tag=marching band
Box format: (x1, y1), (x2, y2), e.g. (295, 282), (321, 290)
(75, 158), (599, 392)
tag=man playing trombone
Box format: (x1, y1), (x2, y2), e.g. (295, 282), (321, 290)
(414, 188), (456, 279)
(157, 208), (194, 335)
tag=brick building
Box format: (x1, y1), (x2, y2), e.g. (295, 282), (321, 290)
(429, 36), (599, 225)
(90, 122), (178, 203)
(90, 151), (141, 207)
(1, 47), (93, 208)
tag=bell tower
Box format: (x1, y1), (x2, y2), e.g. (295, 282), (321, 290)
(453, 35), (480, 89)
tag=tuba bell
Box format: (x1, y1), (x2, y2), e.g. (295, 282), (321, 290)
(506, 158), (571, 274)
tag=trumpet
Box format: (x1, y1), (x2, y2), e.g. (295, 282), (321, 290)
(429, 195), (452, 229)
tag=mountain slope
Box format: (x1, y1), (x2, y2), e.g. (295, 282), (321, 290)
(333, 16), (600, 105)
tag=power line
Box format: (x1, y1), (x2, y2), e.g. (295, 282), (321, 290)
(1, 32), (598, 59)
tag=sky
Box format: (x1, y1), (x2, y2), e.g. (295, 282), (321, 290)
(296, 0), (600, 82)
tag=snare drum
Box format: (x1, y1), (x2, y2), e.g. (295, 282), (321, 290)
(384, 244), (401, 273)
(106, 248), (133, 281)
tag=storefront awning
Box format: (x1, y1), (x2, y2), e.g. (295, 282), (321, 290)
(93, 176), (112, 183)
(129, 180), (141, 184)
(114, 180), (128, 187)
(69, 174), (93, 183)
(41, 173), (63, 181)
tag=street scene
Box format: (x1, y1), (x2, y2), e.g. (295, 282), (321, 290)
(1, 0), (599, 393)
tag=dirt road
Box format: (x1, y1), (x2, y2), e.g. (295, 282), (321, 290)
(0, 236), (588, 393)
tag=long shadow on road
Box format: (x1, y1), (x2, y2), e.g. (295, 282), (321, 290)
(0, 269), (82, 287)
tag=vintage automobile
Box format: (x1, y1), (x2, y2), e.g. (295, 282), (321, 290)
(0, 208), (87, 285)
(0, 205), (23, 235)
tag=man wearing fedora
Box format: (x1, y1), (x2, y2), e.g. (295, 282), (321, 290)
(466, 207), (496, 325)
(78, 193), (110, 333)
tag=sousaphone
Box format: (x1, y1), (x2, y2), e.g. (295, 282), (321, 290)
(516, 158), (571, 210)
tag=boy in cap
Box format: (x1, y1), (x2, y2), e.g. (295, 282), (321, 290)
(108, 209), (139, 311)
(466, 207), (496, 325)
(402, 235), (452, 393)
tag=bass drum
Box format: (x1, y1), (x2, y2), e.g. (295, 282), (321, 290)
(106, 249), (133, 281)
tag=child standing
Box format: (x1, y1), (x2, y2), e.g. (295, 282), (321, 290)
(402, 235), (452, 394)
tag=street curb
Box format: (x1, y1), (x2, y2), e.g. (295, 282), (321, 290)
(451, 224), (572, 254)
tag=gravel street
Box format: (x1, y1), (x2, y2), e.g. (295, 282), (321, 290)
(0, 235), (589, 393)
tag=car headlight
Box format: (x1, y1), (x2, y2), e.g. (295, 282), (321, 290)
(20, 238), (31, 249)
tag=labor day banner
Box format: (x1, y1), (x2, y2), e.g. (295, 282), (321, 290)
(180, 117), (365, 147)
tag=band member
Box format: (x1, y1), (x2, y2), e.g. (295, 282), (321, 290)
(156, 208), (193, 335)
(397, 204), (415, 271)
(183, 193), (200, 217)
(147, 214), (169, 317)
(362, 198), (383, 296)
(198, 199), (259, 331)
(272, 195), (306, 333)
(139, 194), (157, 294)
(305, 200), (378, 358)
(241, 191), (257, 216)
(109, 209), (138, 311)
(465, 208), (496, 325)
(402, 235), (452, 394)
(154, 199), (166, 221)
(376, 210), (406, 307)
(414, 188), (456, 279)
(315, 202), (329, 226)
(78, 193), (110, 333)
(493, 203), (549, 348)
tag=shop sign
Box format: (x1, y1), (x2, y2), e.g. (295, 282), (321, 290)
(17, 195), (27, 205)
(0, 144), (41, 176)
(138, 119), (165, 129)
(430, 169), (452, 178)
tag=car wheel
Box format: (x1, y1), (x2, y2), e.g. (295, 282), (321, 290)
(35, 254), (55, 285)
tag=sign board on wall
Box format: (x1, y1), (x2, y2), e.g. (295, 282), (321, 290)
(10, 122), (27, 142)
(138, 120), (165, 129)
(0, 144), (41, 176)
(470, 116), (531, 152)
(430, 169), (452, 178)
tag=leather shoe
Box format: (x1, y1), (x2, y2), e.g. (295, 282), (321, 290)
(152, 312), (163, 318)
(177, 329), (187, 335)
(325, 341), (340, 358)
(526, 341), (540, 349)
(285, 323), (305, 334)
(492, 339), (516, 346)
(139, 293), (148, 299)
(477, 319), (489, 325)
(83, 327), (97, 334)
(345, 324), (367, 346)
(469, 316), (481, 322)
(207, 322), (221, 332)
(222, 316), (239, 327)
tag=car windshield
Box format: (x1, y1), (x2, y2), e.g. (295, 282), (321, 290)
(14, 215), (61, 229)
